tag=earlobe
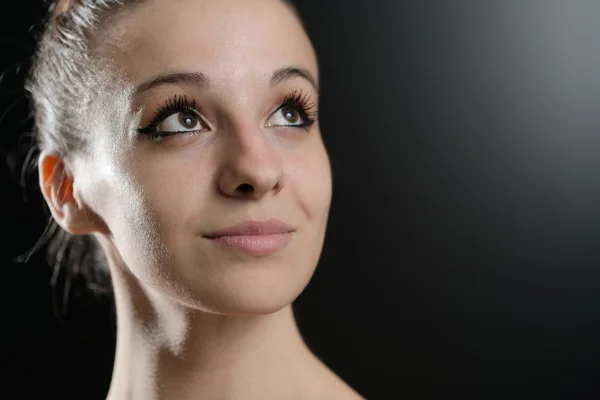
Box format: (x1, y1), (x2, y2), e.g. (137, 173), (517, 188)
(38, 152), (109, 235)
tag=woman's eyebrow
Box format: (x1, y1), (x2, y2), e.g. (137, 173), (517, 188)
(133, 71), (209, 97)
(271, 66), (319, 93)
(132, 66), (319, 97)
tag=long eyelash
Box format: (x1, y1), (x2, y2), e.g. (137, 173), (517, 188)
(138, 91), (317, 139)
(138, 94), (198, 134)
(280, 90), (319, 127)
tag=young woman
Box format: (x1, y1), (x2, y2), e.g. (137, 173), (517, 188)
(28, 0), (364, 398)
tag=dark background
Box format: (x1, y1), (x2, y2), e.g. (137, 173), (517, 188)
(2, 1), (600, 398)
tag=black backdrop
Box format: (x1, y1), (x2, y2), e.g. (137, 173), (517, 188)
(2, 1), (600, 398)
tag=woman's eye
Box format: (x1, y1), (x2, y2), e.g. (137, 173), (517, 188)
(266, 106), (305, 127)
(156, 111), (203, 132)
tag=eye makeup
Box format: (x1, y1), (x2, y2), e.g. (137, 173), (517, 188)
(137, 89), (319, 141)
(277, 89), (318, 128)
(137, 94), (200, 134)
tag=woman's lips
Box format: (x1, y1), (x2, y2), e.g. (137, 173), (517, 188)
(203, 219), (294, 256)
(208, 232), (293, 256)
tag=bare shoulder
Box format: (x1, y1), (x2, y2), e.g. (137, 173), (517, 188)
(320, 370), (366, 400)
(303, 353), (366, 399)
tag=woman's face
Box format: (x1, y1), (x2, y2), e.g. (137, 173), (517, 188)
(75, 0), (331, 314)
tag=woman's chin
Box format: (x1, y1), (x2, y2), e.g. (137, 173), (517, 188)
(192, 288), (302, 317)
(168, 266), (313, 316)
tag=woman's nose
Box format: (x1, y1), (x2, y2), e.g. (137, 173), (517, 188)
(216, 124), (285, 200)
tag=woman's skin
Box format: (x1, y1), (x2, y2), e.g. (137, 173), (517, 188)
(38, 0), (363, 398)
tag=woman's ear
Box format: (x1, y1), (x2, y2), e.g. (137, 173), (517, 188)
(38, 152), (109, 235)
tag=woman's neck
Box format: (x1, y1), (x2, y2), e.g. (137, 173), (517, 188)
(104, 257), (321, 400)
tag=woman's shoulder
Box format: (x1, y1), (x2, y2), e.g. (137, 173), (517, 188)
(320, 373), (366, 400)
(303, 355), (366, 399)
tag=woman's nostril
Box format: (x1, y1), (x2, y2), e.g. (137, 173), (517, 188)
(237, 183), (254, 193)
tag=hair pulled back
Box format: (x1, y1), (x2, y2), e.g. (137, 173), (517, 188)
(23, 0), (303, 303)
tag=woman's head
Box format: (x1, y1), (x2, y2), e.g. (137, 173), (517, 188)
(30, 0), (332, 314)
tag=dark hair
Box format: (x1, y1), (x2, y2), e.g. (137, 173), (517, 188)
(20, 0), (304, 304)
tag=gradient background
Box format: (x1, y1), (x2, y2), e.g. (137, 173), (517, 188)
(2, 1), (600, 398)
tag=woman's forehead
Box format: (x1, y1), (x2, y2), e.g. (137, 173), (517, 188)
(103, 0), (317, 87)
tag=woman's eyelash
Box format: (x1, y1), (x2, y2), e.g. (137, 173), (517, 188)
(279, 90), (318, 125)
(138, 94), (198, 134)
(137, 90), (319, 136)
